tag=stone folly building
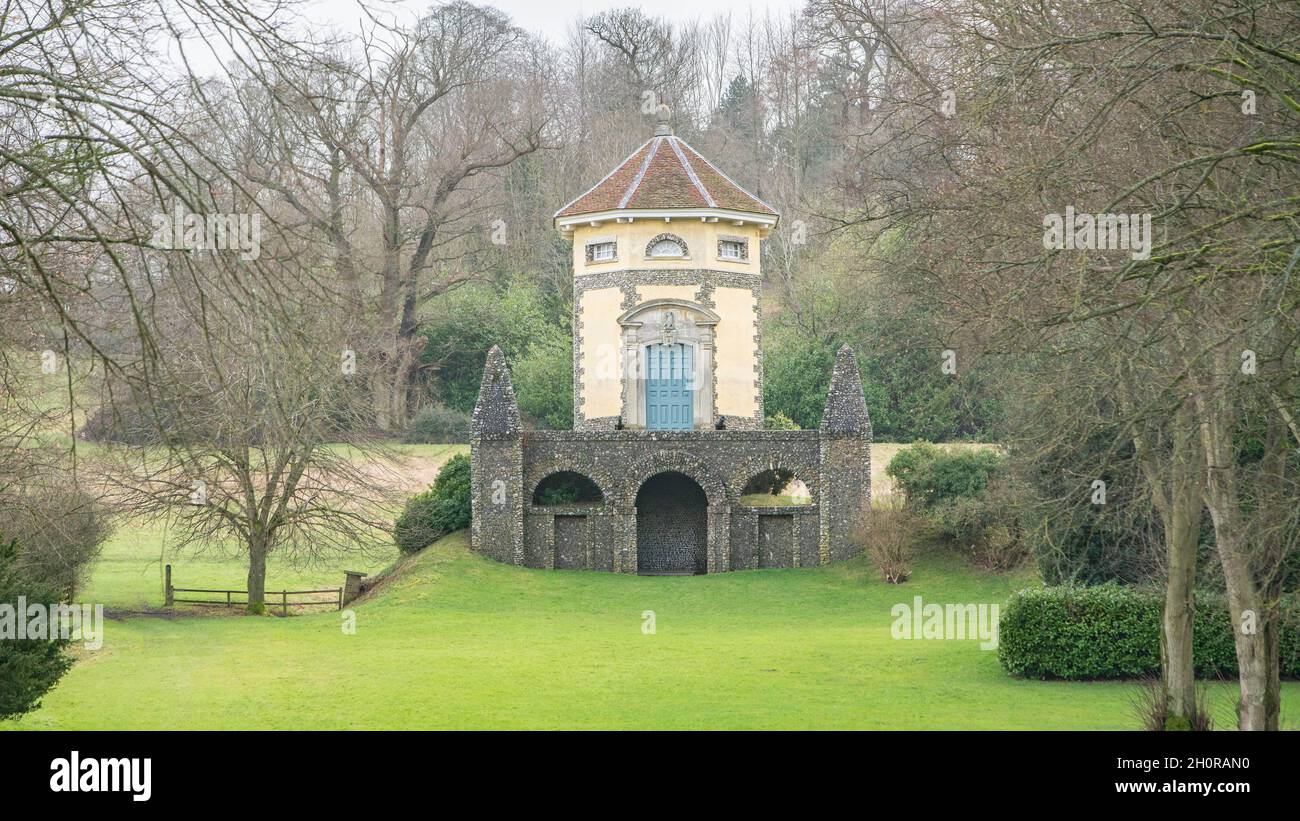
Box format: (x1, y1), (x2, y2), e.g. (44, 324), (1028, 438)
(470, 109), (871, 575)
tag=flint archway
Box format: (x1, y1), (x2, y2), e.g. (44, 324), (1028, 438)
(635, 471), (708, 575)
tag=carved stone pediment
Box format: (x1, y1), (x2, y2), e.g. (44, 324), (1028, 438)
(617, 298), (719, 330)
(616, 299), (719, 429)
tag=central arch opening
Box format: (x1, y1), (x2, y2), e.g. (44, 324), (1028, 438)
(636, 471), (708, 575)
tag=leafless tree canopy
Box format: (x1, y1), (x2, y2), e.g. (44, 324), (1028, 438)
(1, 0), (1296, 721)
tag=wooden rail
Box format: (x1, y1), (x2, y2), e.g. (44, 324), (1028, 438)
(164, 565), (343, 614)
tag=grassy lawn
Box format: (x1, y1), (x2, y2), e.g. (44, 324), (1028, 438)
(11, 530), (1299, 730)
(80, 444), (465, 610)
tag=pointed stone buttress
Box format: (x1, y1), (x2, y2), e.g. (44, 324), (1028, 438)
(817, 345), (873, 563)
(470, 346), (525, 565)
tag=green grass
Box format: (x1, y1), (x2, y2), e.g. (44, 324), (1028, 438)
(79, 443), (465, 610)
(12, 531), (1299, 730)
(81, 521), (400, 610)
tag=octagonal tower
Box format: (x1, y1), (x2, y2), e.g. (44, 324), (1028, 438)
(553, 105), (778, 431)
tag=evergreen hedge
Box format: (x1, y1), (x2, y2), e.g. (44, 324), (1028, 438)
(393, 454), (471, 554)
(998, 584), (1300, 679)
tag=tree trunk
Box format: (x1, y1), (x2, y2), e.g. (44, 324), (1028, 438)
(1217, 543), (1277, 730)
(370, 370), (391, 431)
(1160, 406), (1203, 726)
(247, 535), (268, 613)
(1196, 378), (1282, 730)
(370, 360), (412, 432)
(1132, 398), (1203, 727)
(1160, 515), (1197, 725)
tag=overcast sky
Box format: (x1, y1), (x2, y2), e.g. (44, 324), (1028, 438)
(284, 0), (801, 43)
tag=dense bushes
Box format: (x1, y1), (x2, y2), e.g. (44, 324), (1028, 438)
(511, 326), (573, 430)
(930, 481), (1026, 570)
(393, 453), (471, 554)
(1013, 424), (1166, 587)
(81, 395), (162, 444)
(762, 336), (836, 430)
(998, 585), (1300, 680)
(2, 486), (112, 597)
(886, 443), (1002, 508)
(886, 444), (1028, 569)
(759, 287), (1001, 441)
(413, 281), (574, 430)
(403, 404), (470, 444)
(0, 538), (73, 720)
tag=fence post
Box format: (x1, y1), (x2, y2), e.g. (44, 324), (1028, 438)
(164, 564), (173, 607)
(226, 591), (231, 607)
(282, 590), (288, 616)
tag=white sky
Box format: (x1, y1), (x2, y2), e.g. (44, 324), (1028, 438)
(285, 0), (801, 43)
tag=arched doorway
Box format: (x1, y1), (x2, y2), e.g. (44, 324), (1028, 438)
(636, 471), (708, 575)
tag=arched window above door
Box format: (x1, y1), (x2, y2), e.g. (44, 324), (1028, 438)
(645, 233), (689, 259)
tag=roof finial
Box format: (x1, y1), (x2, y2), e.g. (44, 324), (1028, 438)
(654, 102), (673, 136)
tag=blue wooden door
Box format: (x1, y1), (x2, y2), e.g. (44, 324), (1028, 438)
(645, 343), (693, 429)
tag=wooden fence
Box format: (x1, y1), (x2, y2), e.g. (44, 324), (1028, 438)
(164, 565), (343, 614)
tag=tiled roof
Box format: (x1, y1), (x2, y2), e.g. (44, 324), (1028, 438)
(555, 134), (777, 220)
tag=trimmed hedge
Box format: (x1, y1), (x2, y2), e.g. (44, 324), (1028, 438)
(998, 584), (1300, 680)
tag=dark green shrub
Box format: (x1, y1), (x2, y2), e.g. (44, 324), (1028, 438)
(762, 336), (835, 430)
(887, 444), (1003, 509)
(393, 453), (471, 554)
(998, 585), (1300, 680)
(512, 328), (574, 430)
(532, 471), (604, 505)
(763, 412), (800, 430)
(403, 404), (470, 444)
(760, 298), (1002, 441)
(413, 281), (552, 414)
(0, 538), (73, 720)
(883, 442), (939, 497)
(886, 444), (1026, 567)
(1012, 427), (1167, 587)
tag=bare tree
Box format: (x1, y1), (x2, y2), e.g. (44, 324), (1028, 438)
(236, 2), (552, 431)
(100, 280), (400, 611)
(814, 0), (1299, 728)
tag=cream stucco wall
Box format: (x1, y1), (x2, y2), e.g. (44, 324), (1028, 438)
(570, 218), (763, 275)
(635, 285), (698, 303)
(712, 286), (759, 419)
(570, 216), (766, 426)
(578, 287), (624, 419)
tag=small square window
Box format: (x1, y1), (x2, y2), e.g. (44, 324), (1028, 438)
(719, 238), (748, 260)
(586, 241), (616, 263)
